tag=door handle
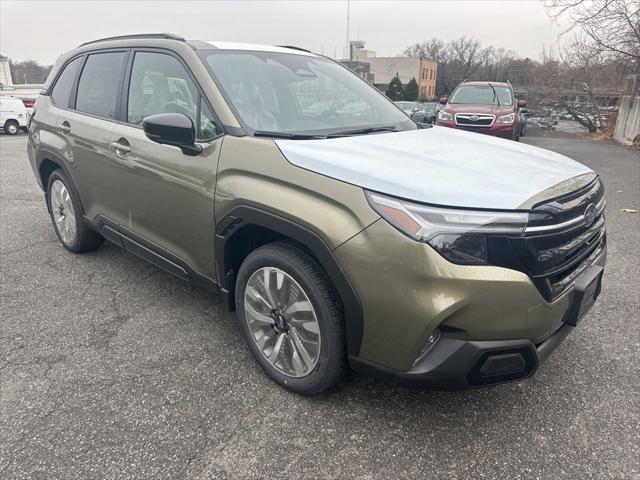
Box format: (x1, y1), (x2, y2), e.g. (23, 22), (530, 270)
(58, 121), (71, 134)
(111, 139), (131, 154)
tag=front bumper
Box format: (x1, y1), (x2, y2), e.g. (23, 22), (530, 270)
(349, 321), (574, 389)
(435, 119), (516, 139)
(334, 217), (607, 377)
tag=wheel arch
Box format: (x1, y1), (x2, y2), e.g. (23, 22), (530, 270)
(216, 205), (364, 356)
(35, 150), (84, 216)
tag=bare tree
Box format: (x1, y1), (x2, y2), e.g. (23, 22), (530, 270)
(8, 60), (52, 84)
(449, 37), (490, 82)
(528, 45), (614, 133)
(545, 0), (640, 71)
(404, 36), (494, 95)
(542, 0), (639, 132)
(403, 38), (447, 61)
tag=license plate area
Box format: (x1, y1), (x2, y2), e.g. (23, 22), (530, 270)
(566, 265), (603, 326)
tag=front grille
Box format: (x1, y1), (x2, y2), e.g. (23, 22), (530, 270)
(488, 177), (606, 301)
(455, 113), (495, 127)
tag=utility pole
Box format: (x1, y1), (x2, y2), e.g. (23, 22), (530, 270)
(346, 0), (350, 64)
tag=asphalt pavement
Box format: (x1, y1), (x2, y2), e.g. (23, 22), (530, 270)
(1, 131), (638, 479)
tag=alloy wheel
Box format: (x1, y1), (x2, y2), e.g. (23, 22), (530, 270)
(50, 179), (77, 245)
(244, 267), (321, 378)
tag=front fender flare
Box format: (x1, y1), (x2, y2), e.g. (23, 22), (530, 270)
(215, 205), (364, 356)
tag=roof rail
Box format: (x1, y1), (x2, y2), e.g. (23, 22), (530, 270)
(79, 33), (185, 47)
(277, 45), (312, 53)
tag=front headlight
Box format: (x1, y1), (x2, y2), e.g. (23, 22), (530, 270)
(496, 113), (515, 124)
(437, 110), (453, 121)
(366, 192), (528, 265)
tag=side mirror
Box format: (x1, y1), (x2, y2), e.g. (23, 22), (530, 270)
(439, 96), (448, 105)
(143, 113), (203, 156)
(517, 100), (527, 108)
(520, 108), (529, 114)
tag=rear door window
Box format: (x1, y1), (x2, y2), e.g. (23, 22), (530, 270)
(50, 57), (83, 108)
(75, 52), (127, 119)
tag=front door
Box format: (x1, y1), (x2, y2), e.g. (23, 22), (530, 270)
(108, 50), (224, 281)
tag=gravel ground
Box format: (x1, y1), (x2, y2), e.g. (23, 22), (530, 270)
(1, 132), (639, 480)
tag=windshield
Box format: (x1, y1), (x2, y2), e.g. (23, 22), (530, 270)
(450, 85), (512, 105)
(203, 50), (415, 136)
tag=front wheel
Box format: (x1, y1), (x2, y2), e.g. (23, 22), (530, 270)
(235, 242), (346, 395)
(4, 120), (19, 135)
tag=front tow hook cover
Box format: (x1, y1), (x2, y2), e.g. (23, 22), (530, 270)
(479, 353), (526, 378)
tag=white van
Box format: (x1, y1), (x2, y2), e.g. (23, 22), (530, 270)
(0, 95), (28, 135)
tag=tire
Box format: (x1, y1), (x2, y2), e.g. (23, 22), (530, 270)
(46, 169), (104, 253)
(235, 242), (346, 395)
(4, 120), (19, 135)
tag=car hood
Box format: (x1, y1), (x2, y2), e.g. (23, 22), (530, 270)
(274, 127), (594, 210)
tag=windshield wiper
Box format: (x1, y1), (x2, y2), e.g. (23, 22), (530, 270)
(489, 82), (500, 107)
(326, 126), (397, 138)
(252, 130), (326, 140)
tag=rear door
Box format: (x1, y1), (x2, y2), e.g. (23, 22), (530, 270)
(108, 49), (224, 280)
(60, 50), (129, 220)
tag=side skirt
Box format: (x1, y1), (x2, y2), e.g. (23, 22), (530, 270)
(84, 214), (218, 291)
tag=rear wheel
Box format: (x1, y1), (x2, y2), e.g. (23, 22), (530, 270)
(235, 242), (346, 395)
(4, 120), (19, 135)
(46, 169), (104, 253)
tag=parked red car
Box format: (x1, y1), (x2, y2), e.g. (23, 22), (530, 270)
(435, 81), (526, 141)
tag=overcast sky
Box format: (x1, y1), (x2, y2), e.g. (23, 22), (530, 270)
(1, 0), (569, 64)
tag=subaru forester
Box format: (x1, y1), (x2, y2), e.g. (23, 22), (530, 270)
(27, 34), (606, 395)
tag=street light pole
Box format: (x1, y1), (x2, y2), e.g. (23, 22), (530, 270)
(346, 0), (350, 64)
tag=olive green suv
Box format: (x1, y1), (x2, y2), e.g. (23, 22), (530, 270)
(27, 34), (607, 395)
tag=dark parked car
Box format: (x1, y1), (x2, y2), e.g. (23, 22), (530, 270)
(395, 101), (428, 122)
(421, 102), (439, 123)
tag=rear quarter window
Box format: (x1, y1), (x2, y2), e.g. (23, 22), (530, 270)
(75, 52), (127, 119)
(50, 57), (83, 108)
